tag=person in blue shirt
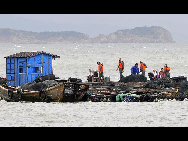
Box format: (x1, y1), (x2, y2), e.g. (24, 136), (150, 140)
(131, 63), (139, 75)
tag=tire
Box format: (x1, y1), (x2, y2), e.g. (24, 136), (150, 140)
(8, 89), (13, 99)
(39, 89), (47, 101)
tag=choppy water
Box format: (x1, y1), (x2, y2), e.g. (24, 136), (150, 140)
(0, 43), (188, 127)
(1, 101), (188, 127)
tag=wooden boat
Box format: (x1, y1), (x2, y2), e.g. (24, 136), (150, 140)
(0, 82), (64, 102)
(0, 80), (89, 102)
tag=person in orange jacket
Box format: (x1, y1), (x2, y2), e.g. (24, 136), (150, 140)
(97, 62), (104, 82)
(100, 63), (104, 81)
(116, 58), (124, 79)
(140, 61), (147, 76)
(164, 64), (171, 78)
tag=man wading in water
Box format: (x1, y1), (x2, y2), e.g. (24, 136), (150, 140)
(116, 58), (124, 79)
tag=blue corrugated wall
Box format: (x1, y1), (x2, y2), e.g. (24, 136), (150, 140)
(6, 53), (53, 86)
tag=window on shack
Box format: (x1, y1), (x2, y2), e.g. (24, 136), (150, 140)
(28, 67), (42, 73)
(19, 68), (23, 73)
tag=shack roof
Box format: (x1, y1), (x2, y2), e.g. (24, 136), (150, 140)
(4, 51), (60, 58)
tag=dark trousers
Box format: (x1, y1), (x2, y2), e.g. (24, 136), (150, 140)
(119, 68), (123, 79)
(165, 72), (170, 78)
(99, 71), (104, 81)
(141, 70), (145, 76)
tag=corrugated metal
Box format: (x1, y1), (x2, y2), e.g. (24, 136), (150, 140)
(5, 51), (59, 86)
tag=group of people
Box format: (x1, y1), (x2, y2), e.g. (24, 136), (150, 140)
(97, 59), (171, 82)
(152, 64), (171, 79)
(116, 59), (171, 80)
(116, 59), (147, 78)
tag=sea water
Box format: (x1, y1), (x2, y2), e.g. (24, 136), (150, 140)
(0, 43), (188, 127)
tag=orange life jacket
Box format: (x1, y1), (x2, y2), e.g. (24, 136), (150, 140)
(118, 62), (123, 69)
(98, 64), (101, 71)
(141, 63), (146, 71)
(165, 67), (171, 71)
(101, 64), (103, 71)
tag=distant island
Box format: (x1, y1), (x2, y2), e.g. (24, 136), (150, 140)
(0, 26), (175, 43)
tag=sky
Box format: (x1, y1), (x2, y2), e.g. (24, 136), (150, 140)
(0, 14), (188, 42)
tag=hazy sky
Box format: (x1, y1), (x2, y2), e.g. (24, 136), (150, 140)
(1, 14), (188, 42)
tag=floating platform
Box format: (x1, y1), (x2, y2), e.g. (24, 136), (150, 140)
(0, 75), (188, 102)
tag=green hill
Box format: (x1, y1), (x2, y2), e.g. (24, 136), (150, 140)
(91, 26), (175, 43)
(0, 28), (90, 43)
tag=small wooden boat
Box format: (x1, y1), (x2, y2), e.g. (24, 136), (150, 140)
(0, 82), (64, 102)
(0, 80), (89, 102)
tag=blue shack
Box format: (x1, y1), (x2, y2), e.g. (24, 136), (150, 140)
(4, 51), (60, 86)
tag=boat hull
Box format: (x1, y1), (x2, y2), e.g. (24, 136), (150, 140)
(0, 83), (64, 102)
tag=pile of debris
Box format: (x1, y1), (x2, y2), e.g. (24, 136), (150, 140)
(20, 80), (59, 91)
(143, 78), (175, 89)
(20, 74), (59, 91)
(119, 74), (147, 83)
(179, 81), (188, 93)
(34, 74), (56, 83)
(0, 77), (6, 86)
